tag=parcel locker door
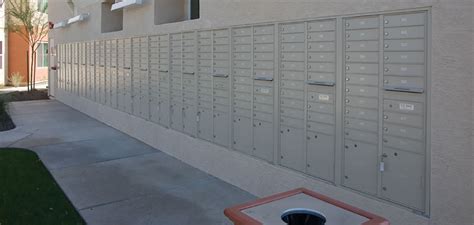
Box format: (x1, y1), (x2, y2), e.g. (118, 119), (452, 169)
(158, 96), (170, 127)
(381, 148), (425, 211)
(198, 107), (213, 142)
(253, 120), (273, 162)
(183, 104), (197, 136)
(213, 110), (229, 147)
(280, 125), (305, 172)
(170, 101), (183, 131)
(343, 140), (378, 195)
(306, 131), (335, 182)
(233, 116), (252, 155)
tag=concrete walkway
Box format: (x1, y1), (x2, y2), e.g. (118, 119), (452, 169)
(0, 100), (255, 225)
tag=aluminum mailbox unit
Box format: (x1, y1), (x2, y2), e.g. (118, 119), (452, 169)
(49, 1), (474, 224)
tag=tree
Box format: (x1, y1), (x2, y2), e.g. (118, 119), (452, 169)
(5, 0), (48, 91)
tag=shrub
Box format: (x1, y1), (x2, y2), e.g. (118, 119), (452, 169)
(8, 72), (23, 87)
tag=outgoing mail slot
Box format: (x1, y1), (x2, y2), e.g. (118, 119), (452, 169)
(384, 112), (424, 127)
(344, 129), (378, 144)
(345, 118), (378, 133)
(281, 62), (305, 71)
(345, 17), (379, 29)
(345, 52), (379, 63)
(254, 43), (274, 52)
(383, 135), (425, 154)
(308, 92), (334, 104)
(281, 80), (304, 90)
(345, 29), (379, 41)
(254, 34), (274, 44)
(254, 25), (274, 35)
(280, 107), (304, 119)
(345, 74), (378, 86)
(383, 124), (424, 140)
(345, 63), (379, 75)
(308, 20), (336, 32)
(384, 52), (425, 64)
(345, 106), (378, 121)
(280, 116), (304, 129)
(281, 33), (305, 43)
(281, 98), (304, 109)
(384, 76), (424, 92)
(384, 12), (426, 28)
(307, 102), (334, 114)
(307, 31), (335, 42)
(233, 27), (252, 36)
(384, 39), (425, 51)
(345, 41), (378, 52)
(233, 36), (252, 44)
(308, 112), (335, 125)
(384, 26), (425, 39)
(281, 23), (305, 34)
(281, 52), (305, 62)
(384, 64), (425, 77)
(308, 62), (335, 73)
(384, 99), (423, 114)
(281, 89), (304, 99)
(308, 42), (335, 52)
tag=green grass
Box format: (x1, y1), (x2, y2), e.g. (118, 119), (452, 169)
(0, 148), (86, 225)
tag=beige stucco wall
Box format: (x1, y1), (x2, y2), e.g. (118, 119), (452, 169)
(49, 1), (473, 225)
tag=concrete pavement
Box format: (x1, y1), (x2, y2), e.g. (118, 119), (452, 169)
(1, 100), (255, 225)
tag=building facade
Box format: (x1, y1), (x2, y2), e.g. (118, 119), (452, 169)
(1, 0), (48, 86)
(48, 1), (473, 225)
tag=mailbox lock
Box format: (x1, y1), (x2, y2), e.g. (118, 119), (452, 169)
(384, 32), (389, 36)
(345, 23), (350, 27)
(384, 127), (388, 132)
(346, 55), (350, 60)
(384, 115), (388, 119)
(384, 20), (389, 24)
(384, 68), (389, 72)
(382, 187), (387, 191)
(384, 44), (389, 48)
(345, 99), (350, 103)
(345, 77), (350, 81)
(384, 79), (389, 83)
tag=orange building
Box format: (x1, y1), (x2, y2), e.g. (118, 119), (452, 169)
(1, 0), (48, 86)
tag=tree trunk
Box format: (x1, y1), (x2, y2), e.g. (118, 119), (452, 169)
(26, 50), (30, 91)
(32, 50), (37, 90)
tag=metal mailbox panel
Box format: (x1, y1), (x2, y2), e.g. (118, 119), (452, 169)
(345, 74), (378, 86)
(345, 118), (378, 133)
(280, 22), (305, 34)
(214, 111), (229, 147)
(307, 112), (335, 125)
(281, 43), (305, 52)
(253, 111), (273, 122)
(307, 92), (334, 104)
(280, 116), (304, 128)
(307, 20), (335, 32)
(383, 123), (424, 140)
(345, 96), (378, 109)
(384, 12), (426, 27)
(345, 16), (379, 29)
(280, 126), (305, 172)
(308, 42), (335, 52)
(345, 41), (379, 52)
(234, 69), (251, 77)
(345, 106), (378, 121)
(345, 63), (378, 74)
(281, 33), (305, 43)
(345, 85), (379, 98)
(281, 98), (304, 109)
(253, 25), (274, 35)
(280, 107), (304, 119)
(280, 89), (304, 99)
(281, 80), (304, 90)
(307, 121), (334, 135)
(307, 102), (333, 114)
(234, 107), (251, 117)
(233, 36), (252, 45)
(197, 107), (213, 141)
(183, 105), (197, 136)
(384, 64), (425, 77)
(383, 99), (423, 115)
(308, 52), (335, 62)
(233, 100), (251, 110)
(253, 120), (273, 162)
(343, 140), (379, 195)
(233, 116), (253, 154)
(281, 71), (305, 81)
(307, 131), (335, 181)
(345, 29), (379, 41)
(307, 31), (335, 42)
(384, 39), (425, 51)
(281, 52), (305, 62)
(384, 76), (424, 91)
(383, 135), (425, 154)
(345, 52), (379, 63)
(383, 52), (425, 64)
(170, 103), (183, 131)
(384, 26), (425, 39)
(254, 34), (274, 44)
(233, 27), (252, 36)
(381, 148), (425, 211)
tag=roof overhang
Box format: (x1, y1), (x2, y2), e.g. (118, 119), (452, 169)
(67, 13), (90, 25)
(111, 0), (143, 11)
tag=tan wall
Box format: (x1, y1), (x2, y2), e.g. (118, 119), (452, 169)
(49, 1), (474, 225)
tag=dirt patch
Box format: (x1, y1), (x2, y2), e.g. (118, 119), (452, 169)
(1, 89), (49, 102)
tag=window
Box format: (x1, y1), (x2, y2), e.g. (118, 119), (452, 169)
(0, 41), (3, 69)
(37, 43), (49, 68)
(37, 0), (48, 13)
(154, 0), (199, 25)
(101, 1), (123, 33)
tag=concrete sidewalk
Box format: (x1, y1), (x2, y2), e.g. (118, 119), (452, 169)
(1, 100), (255, 225)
